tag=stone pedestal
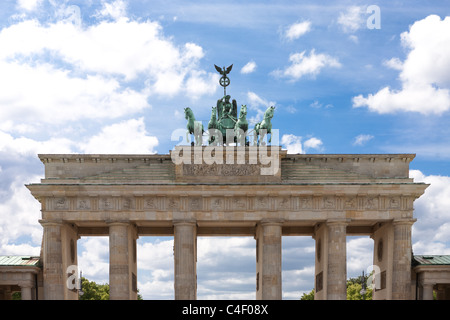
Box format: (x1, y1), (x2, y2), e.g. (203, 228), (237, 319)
(256, 220), (283, 300)
(174, 221), (197, 300)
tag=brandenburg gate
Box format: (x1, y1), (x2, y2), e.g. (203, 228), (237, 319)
(26, 147), (428, 300)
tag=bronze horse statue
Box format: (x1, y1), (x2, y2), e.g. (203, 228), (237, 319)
(184, 107), (204, 146)
(253, 106), (275, 146)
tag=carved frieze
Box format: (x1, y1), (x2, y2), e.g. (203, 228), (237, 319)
(44, 194), (416, 213)
(183, 163), (260, 176)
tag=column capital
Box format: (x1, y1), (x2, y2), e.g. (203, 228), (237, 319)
(39, 219), (63, 227)
(106, 220), (130, 226)
(259, 218), (284, 226)
(326, 218), (350, 226)
(173, 219), (197, 227)
(393, 218), (416, 226)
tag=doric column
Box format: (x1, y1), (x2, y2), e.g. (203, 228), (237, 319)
(422, 283), (434, 300)
(20, 284), (33, 300)
(174, 220), (197, 300)
(256, 219), (283, 300)
(40, 220), (64, 300)
(109, 221), (132, 300)
(392, 218), (415, 300)
(326, 219), (348, 300)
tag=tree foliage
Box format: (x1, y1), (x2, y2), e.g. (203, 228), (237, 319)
(79, 277), (143, 300)
(300, 274), (373, 300)
(300, 289), (315, 300)
(79, 277), (110, 300)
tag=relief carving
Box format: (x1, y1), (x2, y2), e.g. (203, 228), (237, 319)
(344, 197), (357, 209)
(190, 197), (202, 210)
(232, 197), (246, 210)
(211, 198), (223, 210)
(144, 197), (157, 210)
(299, 197), (312, 209)
(323, 196), (335, 209)
(100, 197), (114, 210)
(388, 197), (400, 209)
(168, 198), (180, 210)
(256, 197), (268, 210)
(122, 198), (134, 210)
(77, 199), (90, 210)
(183, 163), (260, 176)
(278, 197), (290, 210)
(55, 197), (68, 210)
(364, 197), (378, 210)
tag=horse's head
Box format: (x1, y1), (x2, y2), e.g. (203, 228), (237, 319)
(265, 106), (275, 119)
(239, 105), (247, 118)
(184, 107), (192, 120)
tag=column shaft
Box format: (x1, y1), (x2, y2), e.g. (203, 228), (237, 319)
(109, 222), (131, 300)
(21, 285), (33, 300)
(422, 283), (434, 300)
(256, 220), (282, 300)
(174, 221), (197, 300)
(326, 220), (347, 300)
(392, 219), (415, 300)
(41, 221), (64, 300)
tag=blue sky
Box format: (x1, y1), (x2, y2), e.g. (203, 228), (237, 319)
(1, 0), (450, 299)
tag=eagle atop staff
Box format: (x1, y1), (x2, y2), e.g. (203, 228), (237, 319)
(214, 64), (233, 75)
(215, 64), (233, 95)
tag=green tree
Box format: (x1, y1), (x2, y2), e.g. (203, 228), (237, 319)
(79, 277), (110, 300)
(300, 274), (374, 300)
(300, 289), (315, 300)
(79, 277), (143, 300)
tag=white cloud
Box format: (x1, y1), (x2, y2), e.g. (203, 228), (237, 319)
(77, 237), (110, 283)
(17, 0), (43, 12)
(281, 134), (323, 154)
(0, 7), (215, 131)
(273, 49), (340, 81)
(409, 170), (450, 254)
(284, 21), (311, 40)
(337, 6), (365, 33)
(353, 134), (374, 146)
(0, 60), (150, 128)
(383, 57), (403, 71)
(303, 137), (323, 150)
(346, 237), (374, 275)
(0, 174), (42, 255)
(353, 15), (450, 115)
(310, 100), (333, 109)
(96, 0), (128, 21)
(246, 91), (276, 124)
(0, 130), (75, 156)
(79, 118), (158, 154)
(240, 61), (257, 74)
